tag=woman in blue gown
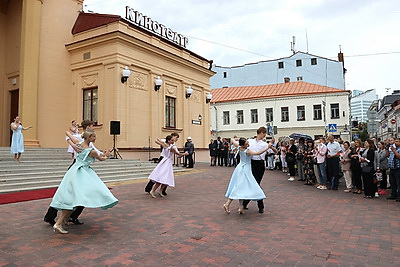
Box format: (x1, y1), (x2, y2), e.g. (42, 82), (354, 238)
(50, 130), (118, 234)
(10, 116), (32, 162)
(223, 138), (269, 214)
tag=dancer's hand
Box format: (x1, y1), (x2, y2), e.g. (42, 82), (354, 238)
(72, 144), (83, 153)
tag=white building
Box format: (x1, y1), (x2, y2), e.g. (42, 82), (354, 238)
(350, 89), (378, 123)
(210, 81), (351, 141)
(210, 51), (346, 90)
(376, 91), (400, 140)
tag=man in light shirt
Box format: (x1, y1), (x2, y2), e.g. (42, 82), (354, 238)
(242, 127), (268, 214)
(326, 134), (343, 190)
(315, 137), (328, 190)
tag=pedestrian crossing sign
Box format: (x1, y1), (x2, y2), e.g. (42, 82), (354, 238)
(328, 124), (337, 132)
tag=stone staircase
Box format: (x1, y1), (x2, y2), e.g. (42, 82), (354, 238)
(0, 147), (188, 194)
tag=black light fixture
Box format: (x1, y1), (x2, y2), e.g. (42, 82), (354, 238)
(206, 92), (212, 103)
(185, 86), (193, 99)
(198, 114), (202, 121)
(154, 76), (162, 91)
(121, 66), (131, 83)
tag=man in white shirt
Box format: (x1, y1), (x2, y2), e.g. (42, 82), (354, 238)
(326, 134), (343, 190)
(242, 127), (268, 214)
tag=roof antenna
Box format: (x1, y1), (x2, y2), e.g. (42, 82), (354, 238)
(291, 36), (296, 54)
(306, 29), (309, 53)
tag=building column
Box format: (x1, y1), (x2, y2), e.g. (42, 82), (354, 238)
(19, 0), (42, 146)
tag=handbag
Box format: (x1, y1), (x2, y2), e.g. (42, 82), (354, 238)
(362, 165), (372, 173)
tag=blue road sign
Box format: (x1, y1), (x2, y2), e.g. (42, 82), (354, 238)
(328, 124), (337, 132)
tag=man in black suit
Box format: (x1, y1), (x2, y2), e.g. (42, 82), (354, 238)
(184, 137), (194, 168)
(214, 137), (223, 166)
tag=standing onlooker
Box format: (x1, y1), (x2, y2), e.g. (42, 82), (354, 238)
(376, 141), (389, 195)
(340, 141), (352, 192)
(280, 142), (288, 173)
(228, 140), (238, 167)
(303, 139), (316, 185)
(326, 134), (343, 190)
(387, 138), (400, 201)
(296, 138), (306, 181)
(67, 120), (79, 159)
(10, 116), (32, 162)
(315, 137), (327, 190)
(350, 139), (363, 194)
(286, 138), (298, 181)
(221, 138), (229, 166)
(214, 137), (223, 166)
(209, 139), (217, 166)
(266, 141), (278, 170)
(184, 137), (194, 168)
(360, 139), (378, 198)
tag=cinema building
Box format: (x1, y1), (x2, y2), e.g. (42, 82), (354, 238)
(0, 0), (214, 159)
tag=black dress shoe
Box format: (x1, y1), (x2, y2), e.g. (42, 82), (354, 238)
(69, 218), (84, 225)
(258, 209), (264, 214)
(161, 191), (168, 196)
(243, 207), (248, 210)
(44, 217), (56, 226)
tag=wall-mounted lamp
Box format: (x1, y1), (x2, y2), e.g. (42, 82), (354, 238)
(154, 76), (162, 91)
(206, 92), (212, 103)
(186, 86), (193, 99)
(198, 114), (202, 121)
(121, 66), (131, 83)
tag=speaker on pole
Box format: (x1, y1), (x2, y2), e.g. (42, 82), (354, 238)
(110, 121), (120, 135)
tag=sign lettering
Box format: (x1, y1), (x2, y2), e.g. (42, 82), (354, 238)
(125, 6), (189, 48)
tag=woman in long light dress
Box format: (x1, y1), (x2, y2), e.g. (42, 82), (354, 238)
(67, 120), (79, 159)
(223, 138), (269, 214)
(10, 116), (32, 162)
(148, 135), (188, 198)
(50, 130), (118, 234)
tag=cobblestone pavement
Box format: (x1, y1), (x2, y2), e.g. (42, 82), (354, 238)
(1, 163), (399, 266)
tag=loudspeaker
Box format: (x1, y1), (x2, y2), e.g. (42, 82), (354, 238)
(110, 121), (120, 135)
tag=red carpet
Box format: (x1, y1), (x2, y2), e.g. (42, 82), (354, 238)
(0, 188), (57, 205)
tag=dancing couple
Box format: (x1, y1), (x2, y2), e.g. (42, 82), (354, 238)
(223, 127), (269, 214)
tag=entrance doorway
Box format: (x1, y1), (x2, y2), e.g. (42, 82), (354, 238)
(9, 89), (19, 145)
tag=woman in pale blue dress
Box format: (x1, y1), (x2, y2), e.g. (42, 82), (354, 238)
(10, 116), (32, 162)
(50, 130), (118, 234)
(223, 138), (268, 214)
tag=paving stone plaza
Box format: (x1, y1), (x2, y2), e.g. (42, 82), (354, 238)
(1, 163), (399, 266)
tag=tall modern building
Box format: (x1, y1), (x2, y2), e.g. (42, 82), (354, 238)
(350, 89), (378, 123)
(210, 51), (346, 90)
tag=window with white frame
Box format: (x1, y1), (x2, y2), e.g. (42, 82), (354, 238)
(297, 106), (305, 121)
(281, 107), (289, 122)
(251, 109), (258, 123)
(313, 104), (322, 120)
(237, 110), (244, 124)
(223, 111), (230, 125)
(330, 103), (340, 119)
(265, 108), (273, 122)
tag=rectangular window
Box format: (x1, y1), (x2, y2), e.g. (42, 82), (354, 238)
(265, 108), (273, 122)
(165, 96), (176, 128)
(313, 104), (322, 120)
(330, 103), (340, 119)
(311, 58), (317, 65)
(278, 62), (284, 69)
(297, 76), (303, 81)
(296, 59), (302, 67)
(251, 109), (258, 123)
(83, 87), (98, 124)
(281, 107), (289, 122)
(237, 110), (244, 124)
(284, 77), (290, 83)
(223, 72), (227, 78)
(223, 111), (230, 125)
(297, 106), (305, 121)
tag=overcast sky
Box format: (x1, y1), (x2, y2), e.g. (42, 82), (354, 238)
(83, 0), (400, 97)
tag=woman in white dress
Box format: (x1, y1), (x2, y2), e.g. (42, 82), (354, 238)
(148, 135), (188, 198)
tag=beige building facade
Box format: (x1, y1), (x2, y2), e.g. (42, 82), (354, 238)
(0, 0), (214, 159)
